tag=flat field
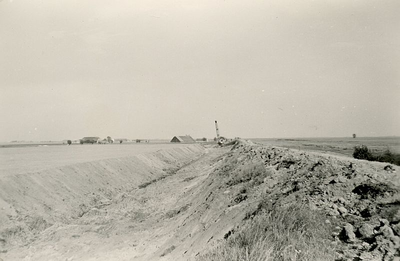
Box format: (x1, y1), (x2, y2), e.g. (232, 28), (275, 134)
(0, 143), (195, 176)
(250, 136), (400, 158)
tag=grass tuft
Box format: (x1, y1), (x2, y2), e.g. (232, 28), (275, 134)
(197, 204), (336, 261)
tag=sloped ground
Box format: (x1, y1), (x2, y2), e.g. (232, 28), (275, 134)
(192, 141), (399, 261)
(0, 145), (206, 260)
(0, 141), (399, 261)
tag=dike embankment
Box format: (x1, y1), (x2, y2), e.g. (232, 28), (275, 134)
(186, 141), (400, 261)
(1, 141), (399, 261)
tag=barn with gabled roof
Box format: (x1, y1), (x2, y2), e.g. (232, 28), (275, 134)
(80, 137), (100, 144)
(170, 135), (196, 143)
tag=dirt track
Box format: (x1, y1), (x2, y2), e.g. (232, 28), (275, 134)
(1, 141), (399, 260)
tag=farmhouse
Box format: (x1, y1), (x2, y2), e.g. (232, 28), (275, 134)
(80, 137), (101, 144)
(170, 135), (196, 143)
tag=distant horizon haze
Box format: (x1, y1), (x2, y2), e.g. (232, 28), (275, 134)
(2, 135), (400, 144)
(1, 0), (399, 141)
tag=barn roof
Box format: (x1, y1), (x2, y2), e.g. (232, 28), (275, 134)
(81, 137), (100, 140)
(170, 135), (196, 143)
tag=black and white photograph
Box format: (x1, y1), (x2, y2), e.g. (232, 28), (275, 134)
(1, 0), (399, 260)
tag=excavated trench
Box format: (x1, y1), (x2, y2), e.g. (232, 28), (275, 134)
(1, 141), (399, 261)
(0, 144), (207, 258)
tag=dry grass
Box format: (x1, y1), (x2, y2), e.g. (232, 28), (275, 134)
(225, 162), (269, 187)
(197, 233), (273, 261)
(0, 216), (51, 248)
(197, 204), (336, 261)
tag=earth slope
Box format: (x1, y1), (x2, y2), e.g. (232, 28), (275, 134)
(0, 141), (399, 260)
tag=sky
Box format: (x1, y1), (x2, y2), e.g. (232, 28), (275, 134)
(1, 0), (399, 141)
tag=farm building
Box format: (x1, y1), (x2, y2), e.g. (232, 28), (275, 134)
(170, 135), (196, 143)
(80, 137), (101, 144)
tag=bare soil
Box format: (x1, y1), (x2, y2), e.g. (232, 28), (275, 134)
(0, 140), (399, 260)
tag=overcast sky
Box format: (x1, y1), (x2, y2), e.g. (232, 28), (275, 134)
(1, 0), (399, 141)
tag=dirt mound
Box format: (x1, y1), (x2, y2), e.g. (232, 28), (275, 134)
(152, 140), (399, 260)
(202, 141), (400, 260)
(1, 141), (399, 260)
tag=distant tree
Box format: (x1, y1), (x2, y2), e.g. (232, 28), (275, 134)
(120, 140), (123, 144)
(80, 140), (83, 145)
(67, 140), (72, 145)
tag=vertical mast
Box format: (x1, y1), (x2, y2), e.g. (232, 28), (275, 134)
(215, 120), (220, 139)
